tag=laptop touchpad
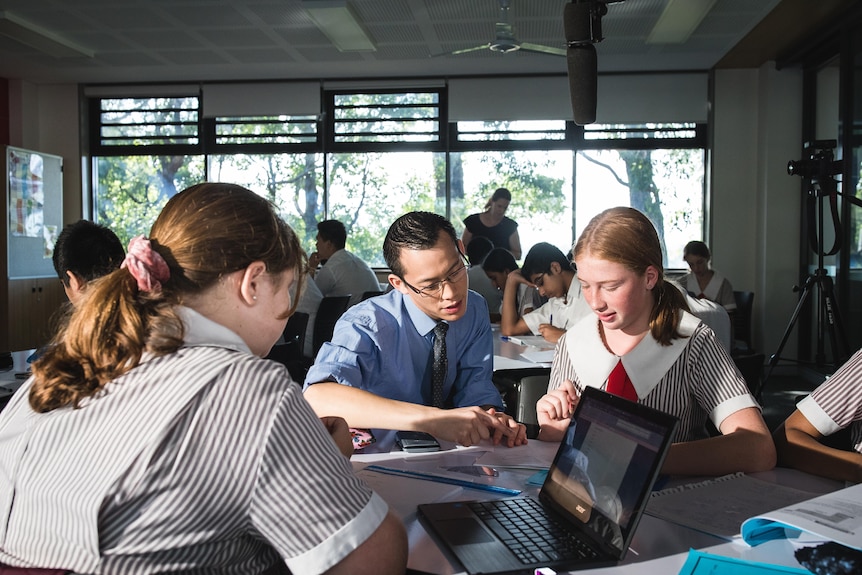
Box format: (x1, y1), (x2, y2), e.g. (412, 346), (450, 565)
(439, 518), (495, 545)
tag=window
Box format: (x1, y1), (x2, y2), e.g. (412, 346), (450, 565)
(214, 115), (318, 146)
(94, 154), (205, 246)
(576, 148), (704, 269)
(95, 96), (200, 148)
(329, 90), (441, 146)
(88, 89), (707, 270)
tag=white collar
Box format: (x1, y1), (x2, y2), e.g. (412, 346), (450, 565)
(701, 271), (726, 301)
(177, 306), (251, 354)
(564, 310), (700, 398)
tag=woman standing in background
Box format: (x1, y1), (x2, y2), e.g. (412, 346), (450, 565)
(462, 187), (522, 259)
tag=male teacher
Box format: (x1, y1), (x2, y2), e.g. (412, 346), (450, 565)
(303, 211), (527, 447)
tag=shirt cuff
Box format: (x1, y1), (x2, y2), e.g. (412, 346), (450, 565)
(797, 394), (844, 436)
(710, 393), (760, 429)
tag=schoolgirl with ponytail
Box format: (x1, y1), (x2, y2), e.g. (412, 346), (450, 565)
(536, 207), (776, 477)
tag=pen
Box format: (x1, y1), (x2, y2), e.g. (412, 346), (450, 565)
(549, 314), (553, 326)
(500, 335), (527, 346)
(365, 464), (522, 496)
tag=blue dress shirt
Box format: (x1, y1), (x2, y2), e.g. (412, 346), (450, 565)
(304, 289), (503, 409)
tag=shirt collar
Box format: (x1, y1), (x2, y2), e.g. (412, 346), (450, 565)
(177, 306), (251, 354)
(400, 290), (449, 337)
(564, 310), (700, 398)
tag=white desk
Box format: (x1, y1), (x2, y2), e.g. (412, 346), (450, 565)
(492, 325), (555, 371)
(352, 438), (844, 575)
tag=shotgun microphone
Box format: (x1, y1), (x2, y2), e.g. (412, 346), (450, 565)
(564, 1), (603, 125)
(567, 44), (597, 125)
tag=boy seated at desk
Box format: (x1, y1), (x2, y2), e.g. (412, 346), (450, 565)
(773, 347), (862, 484)
(499, 242), (591, 344)
(303, 211), (527, 448)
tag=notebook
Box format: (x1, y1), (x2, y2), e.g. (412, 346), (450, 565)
(418, 386), (678, 574)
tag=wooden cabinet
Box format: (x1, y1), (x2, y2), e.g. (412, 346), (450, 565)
(6, 279), (65, 351)
(2, 146), (65, 352)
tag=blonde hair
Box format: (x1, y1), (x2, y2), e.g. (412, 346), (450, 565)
(30, 183), (304, 412)
(573, 207), (689, 346)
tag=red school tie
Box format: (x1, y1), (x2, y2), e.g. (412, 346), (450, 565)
(606, 359), (638, 402)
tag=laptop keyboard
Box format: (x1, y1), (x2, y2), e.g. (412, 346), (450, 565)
(469, 498), (600, 565)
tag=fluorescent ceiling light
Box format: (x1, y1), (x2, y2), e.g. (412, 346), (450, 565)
(0, 11), (93, 58)
(303, 0), (376, 52)
(646, 0), (718, 44)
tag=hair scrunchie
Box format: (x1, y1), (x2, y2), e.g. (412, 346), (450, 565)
(121, 235), (171, 292)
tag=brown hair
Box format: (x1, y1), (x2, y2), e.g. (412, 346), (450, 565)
(573, 206), (689, 346)
(483, 187), (511, 211)
(30, 183), (304, 412)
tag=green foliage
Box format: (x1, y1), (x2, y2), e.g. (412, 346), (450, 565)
(95, 155), (204, 246)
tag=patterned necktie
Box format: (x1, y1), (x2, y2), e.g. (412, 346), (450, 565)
(431, 322), (449, 408)
(606, 359), (637, 402)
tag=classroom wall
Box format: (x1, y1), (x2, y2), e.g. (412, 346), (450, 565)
(8, 69), (808, 356)
(712, 65), (804, 357)
(8, 80), (82, 227)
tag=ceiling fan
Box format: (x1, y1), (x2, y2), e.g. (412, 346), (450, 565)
(437, 0), (566, 57)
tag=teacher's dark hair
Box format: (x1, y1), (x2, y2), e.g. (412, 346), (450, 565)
(383, 211), (459, 278)
(484, 187), (512, 210)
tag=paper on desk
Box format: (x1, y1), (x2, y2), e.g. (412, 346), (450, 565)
(741, 482), (862, 551)
(475, 446), (553, 471)
(677, 549), (810, 575)
(355, 467), (461, 518)
(520, 349), (555, 364)
(494, 355), (537, 370)
(509, 335), (555, 349)
(646, 473), (818, 539)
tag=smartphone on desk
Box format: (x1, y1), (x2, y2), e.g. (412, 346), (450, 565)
(395, 431), (440, 453)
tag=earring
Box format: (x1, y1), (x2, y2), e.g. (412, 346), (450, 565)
(252, 295), (258, 301)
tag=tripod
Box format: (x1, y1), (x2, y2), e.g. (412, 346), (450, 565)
(761, 177), (852, 396)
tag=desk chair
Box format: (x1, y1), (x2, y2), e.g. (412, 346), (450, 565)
(311, 295), (351, 357)
(360, 290), (384, 301)
(493, 367), (550, 438)
(732, 290), (755, 354)
(266, 311), (309, 383)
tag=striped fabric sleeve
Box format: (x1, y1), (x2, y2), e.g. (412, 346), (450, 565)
(801, 347), (862, 434)
(251, 385), (386, 573)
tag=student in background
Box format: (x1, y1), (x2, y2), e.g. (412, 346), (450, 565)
(290, 261), (323, 359)
(308, 219), (381, 307)
(680, 240), (736, 313)
(536, 207), (775, 477)
(465, 236), (502, 322)
(773, 348), (862, 483)
(500, 242), (591, 344)
(0, 183), (406, 574)
(52, 219), (125, 306)
(482, 247), (543, 319)
(462, 187), (522, 259)
(304, 211), (527, 448)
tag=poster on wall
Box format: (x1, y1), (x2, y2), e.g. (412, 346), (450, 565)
(8, 149), (46, 238)
(6, 146), (63, 278)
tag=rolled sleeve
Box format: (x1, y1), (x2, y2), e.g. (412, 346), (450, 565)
(797, 395), (844, 436)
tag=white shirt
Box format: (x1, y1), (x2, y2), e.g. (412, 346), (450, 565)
(294, 273), (323, 357)
(314, 249), (381, 307)
(523, 276), (592, 334)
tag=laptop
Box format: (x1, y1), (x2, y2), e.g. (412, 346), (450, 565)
(418, 386), (678, 574)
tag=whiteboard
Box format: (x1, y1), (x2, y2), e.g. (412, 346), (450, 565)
(6, 146), (63, 279)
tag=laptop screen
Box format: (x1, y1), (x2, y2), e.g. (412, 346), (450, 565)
(540, 388), (676, 556)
